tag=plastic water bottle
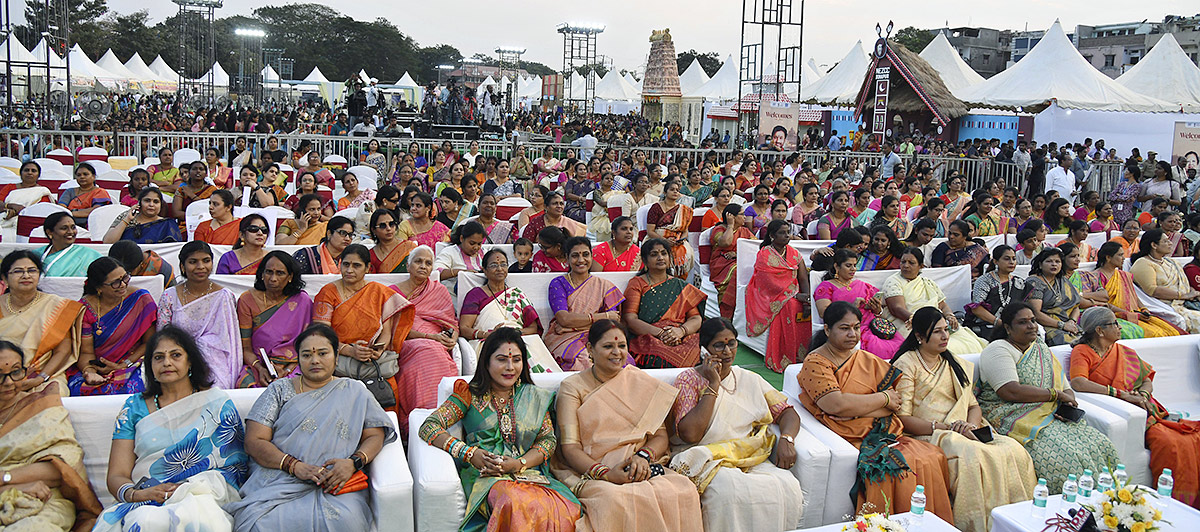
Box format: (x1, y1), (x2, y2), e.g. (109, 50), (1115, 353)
(1079, 469), (1095, 504)
(1033, 478), (1049, 517)
(1114, 464), (1129, 488)
(910, 485), (926, 524)
(1097, 466), (1114, 494)
(1157, 469), (1174, 517)
(1062, 474), (1080, 512)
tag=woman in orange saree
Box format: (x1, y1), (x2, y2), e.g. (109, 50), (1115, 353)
(746, 220), (811, 372)
(623, 239), (706, 368)
(645, 180), (695, 278)
(1070, 306), (1200, 508)
(388, 246), (460, 434)
(798, 301), (954, 520)
(710, 204), (755, 319)
(544, 238), (627, 371)
(313, 245), (416, 415)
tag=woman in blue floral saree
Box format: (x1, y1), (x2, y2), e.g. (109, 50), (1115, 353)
(95, 326), (249, 532)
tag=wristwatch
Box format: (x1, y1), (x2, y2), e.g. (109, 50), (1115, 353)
(781, 434), (795, 445)
(350, 453), (365, 471)
(518, 457), (528, 472)
(1, 472), (11, 485)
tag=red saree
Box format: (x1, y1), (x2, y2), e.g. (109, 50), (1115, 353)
(710, 225), (754, 319)
(194, 218), (242, 245)
(745, 245), (810, 372)
(390, 278), (459, 434)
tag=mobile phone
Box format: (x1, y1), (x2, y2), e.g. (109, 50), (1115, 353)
(88, 359), (105, 367)
(1055, 403), (1086, 423)
(971, 426), (994, 443)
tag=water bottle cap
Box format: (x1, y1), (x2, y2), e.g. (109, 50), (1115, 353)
(1117, 464), (1126, 470)
(915, 485), (924, 493)
(1068, 474), (1077, 480)
(1102, 466), (1110, 473)
(1084, 469), (1093, 475)
(1163, 469), (1172, 475)
(1038, 478), (1047, 485)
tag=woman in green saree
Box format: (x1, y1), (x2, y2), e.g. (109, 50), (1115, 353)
(36, 211), (101, 277)
(420, 327), (580, 531)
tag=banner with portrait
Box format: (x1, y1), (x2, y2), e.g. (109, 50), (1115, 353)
(1173, 122), (1200, 172)
(757, 101), (798, 152)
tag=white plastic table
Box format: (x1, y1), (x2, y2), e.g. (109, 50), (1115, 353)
(991, 494), (1200, 532)
(791, 511), (957, 532)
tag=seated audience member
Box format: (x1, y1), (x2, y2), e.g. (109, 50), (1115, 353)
(550, 320), (703, 532)
(36, 211), (102, 277)
(215, 214), (270, 275)
(95, 326), (249, 531)
(293, 216), (355, 275)
(931, 220), (989, 279)
(623, 238), (705, 368)
(508, 238), (534, 273)
(102, 188), (182, 244)
(460, 249), (546, 354)
(965, 246), (1029, 338)
(532, 226), (569, 273)
(746, 219), (812, 372)
(433, 221), (486, 299)
(57, 162), (111, 228)
(109, 240), (175, 289)
(1080, 241), (1182, 339)
(1130, 229), (1200, 333)
(670, 317), (804, 531)
(420, 328), (581, 531)
(544, 238), (626, 371)
(230, 324), (396, 530)
(156, 241), (241, 389)
(797, 301), (954, 519)
(591, 216), (642, 272)
(0, 250), (84, 395)
(67, 257), (157, 396)
(236, 251), (313, 387)
(396, 191), (450, 247)
(0, 340), (103, 529)
(880, 247), (988, 355)
(193, 189), (242, 245)
(815, 249), (904, 360)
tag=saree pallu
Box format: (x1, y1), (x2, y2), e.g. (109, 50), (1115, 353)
(0, 384), (102, 531)
(314, 281), (416, 413)
(391, 278), (458, 434)
(965, 273), (1028, 337)
(337, 189), (376, 211)
(587, 191), (617, 242)
(293, 222), (327, 246)
(370, 240), (418, 274)
(746, 245), (810, 372)
(148, 166), (178, 188)
(121, 218), (182, 244)
(419, 380), (579, 532)
(894, 353), (1035, 532)
(858, 250), (900, 271)
(648, 203), (695, 278)
(1090, 218), (1120, 233)
(58, 187), (112, 226)
(37, 244), (102, 277)
(934, 243), (989, 279)
(1070, 343), (1200, 507)
(880, 274), (988, 355)
(669, 367), (803, 532)
(521, 212), (585, 241)
(293, 243), (340, 275)
(1167, 231), (1192, 258)
(132, 250), (176, 288)
(482, 219), (514, 244)
(460, 286), (558, 372)
(796, 350), (954, 520)
(591, 242), (640, 272)
(563, 179), (593, 222)
(397, 219), (450, 248)
(215, 251), (263, 275)
(791, 204), (825, 238)
(235, 292), (313, 388)
(624, 276), (706, 368)
(194, 218), (242, 245)
(817, 214), (853, 239)
(975, 340), (1120, 494)
(1026, 275), (1082, 346)
(208, 166), (233, 188)
(550, 367), (702, 532)
(1082, 270), (1183, 339)
(229, 379), (397, 532)
(710, 226), (754, 319)
(0, 186), (51, 229)
(0, 293), (82, 396)
(544, 275), (626, 371)
(158, 287), (242, 389)
(94, 390), (249, 532)
(815, 280), (904, 360)
(66, 289), (157, 396)
(1131, 257), (1200, 333)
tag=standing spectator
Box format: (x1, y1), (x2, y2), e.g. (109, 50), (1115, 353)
(1045, 155), (1075, 203)
(879, 141), (901, 179)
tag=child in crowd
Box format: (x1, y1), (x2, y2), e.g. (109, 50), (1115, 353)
(509, 237), (534, 273)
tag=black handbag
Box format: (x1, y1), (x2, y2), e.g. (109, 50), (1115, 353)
(356, 359), (396, 408)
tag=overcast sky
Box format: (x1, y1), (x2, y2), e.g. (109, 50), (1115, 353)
(94, 0), (1195, 72)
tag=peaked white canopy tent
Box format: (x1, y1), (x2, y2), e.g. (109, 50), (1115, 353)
(919, 32), (985, 98)
(303, 66), (331, 83)
(594, 71), (640, 101)
(124, 53), (175, 93)
(148, 56), (177, 83)
(956, 22), (1175, 113)
(678, 58), (710, 96)
(800, 40), (869, 104)
(67, 45), (123, 91)
(1116, 34), (1200, 113)
(689, 54), (741, 101)
(96, 50), (144, 91)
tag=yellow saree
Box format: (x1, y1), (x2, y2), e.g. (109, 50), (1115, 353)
(880, 274), (988, 355)
(0, 293), (83, 396)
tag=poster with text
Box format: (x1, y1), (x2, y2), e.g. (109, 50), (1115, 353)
(758, 101), (798, 152)
(1173, 121), (1200, 171)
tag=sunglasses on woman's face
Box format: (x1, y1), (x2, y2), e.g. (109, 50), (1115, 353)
(244, 225), (269, 234)
(106, 274), (132, 289)
(374, 220), (398, 229)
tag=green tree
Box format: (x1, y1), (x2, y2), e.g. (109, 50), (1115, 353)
(15, 0), (109, 54)
(893, 26), (935, 52)
(416, 44), (463, 85)
(675, 49), (721, 77)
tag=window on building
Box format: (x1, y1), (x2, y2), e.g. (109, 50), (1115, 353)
(1130, 56), (1139, 65)
(1104, 54), (1115, 67)
(982, 54), (990, 64)
(1015, 38), (1029, 48)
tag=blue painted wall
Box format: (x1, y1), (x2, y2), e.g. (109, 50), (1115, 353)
(956, 114), (1020, 143)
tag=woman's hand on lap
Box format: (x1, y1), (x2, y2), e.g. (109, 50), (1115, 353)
(321, 458), (355, 493)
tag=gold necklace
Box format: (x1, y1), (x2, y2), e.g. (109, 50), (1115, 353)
(719, 370), (738, 393)
(0, 399), (19, 427)
(180, 281), (214, 305)
(3, 292), (42, 316)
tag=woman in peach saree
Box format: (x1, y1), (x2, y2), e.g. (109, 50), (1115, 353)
(746, 220), (811, 372)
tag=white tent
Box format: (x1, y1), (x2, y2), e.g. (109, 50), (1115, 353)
(689, 54), (740, 101)
(476, 75), (498, 98)
(807, 58), (824, 77)
(396, 72), (418, 87)
(1, 34), (39, 65)
(569, 71), (587, 100)
(148, 56), (177, 81)
(919, 32), (986, 98)
(594, 71), (640, 101)
(303, 66), (330, 83)
(956, 22), (1174, 112)
(68, 45), (123, 90)
(623, 72), (642, 93)
(517, 75), (542, 100)
(198, 61), (229, 87)
(123, 53), (159, 82)
(1116, 33), (1200, 113)
(800, 40), (869, 104)
(96, 50), (141, 86)
(678, 58), (711, 96)
(800, 61), (823, 90)
(31, 39), (66, 69)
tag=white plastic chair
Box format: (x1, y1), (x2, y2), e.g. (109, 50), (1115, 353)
(323, 154), (348, 169)
(174, 148), (202, 167)
(0, 157), (20, 173)
(185, 199), (211, 239)
(346, 165), (380, 190)
(86, 204), (127, 242)
(32, 157), (64, 172)
(15, 203), (70, 243)
(84, 159), (112, 176)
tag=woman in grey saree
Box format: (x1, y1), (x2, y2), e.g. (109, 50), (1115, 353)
(230, 324), (397, 531)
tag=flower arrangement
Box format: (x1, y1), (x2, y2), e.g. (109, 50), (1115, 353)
(1084, 484), (1165, 532)
(841, 512), (906, 532)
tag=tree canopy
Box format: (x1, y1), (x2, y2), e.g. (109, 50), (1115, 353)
(675, 50), (722, 77)
(894, 27), (935, 53)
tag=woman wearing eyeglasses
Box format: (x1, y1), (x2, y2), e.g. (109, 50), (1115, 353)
(66, 257), (157, 396)
(293, 216), (355, 275)
(0, 250), (85, 396)
(216, 214), (271, 275)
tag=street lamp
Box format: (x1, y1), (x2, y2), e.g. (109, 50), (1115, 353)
(437, 64), (454, 86)
(235, 27), (266, 105)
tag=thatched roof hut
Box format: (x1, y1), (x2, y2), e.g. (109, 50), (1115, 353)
(853, 39), (970, 126)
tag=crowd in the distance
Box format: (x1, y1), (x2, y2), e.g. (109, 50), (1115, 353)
(1, 132), (1199, 531)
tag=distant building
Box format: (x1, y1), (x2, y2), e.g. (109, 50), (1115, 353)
(1008, 29), (1077, 66)
(932, 27), (1010, 78)
(1075, 20), (1157, 77)
(447, 64), (531, 90)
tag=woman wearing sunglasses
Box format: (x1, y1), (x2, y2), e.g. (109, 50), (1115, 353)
(67, 257), (158, 396)
(216, 214), (271, 275)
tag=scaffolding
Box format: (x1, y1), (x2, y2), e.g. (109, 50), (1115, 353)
(233, 27), (264, 107)
(495, 46), (525, 112)
(174, 0), (221, 108)
(738, 0), (805, 145)
(557, 22), (603, 113)
(1, 0), (70, 126)
(263, 48), (293, 104)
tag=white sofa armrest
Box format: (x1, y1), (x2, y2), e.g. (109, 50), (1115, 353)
(1075, 392), (1150, 484)
(770, 421), (834, 528)
(457, 337), (477, 376)
(369, 411), (414, 532)
(408, 409), (467, 532)
(1075, 396), (1133, 471)
(788, 397), (859, 525)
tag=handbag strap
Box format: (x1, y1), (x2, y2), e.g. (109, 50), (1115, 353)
(353, 357), (384, 380)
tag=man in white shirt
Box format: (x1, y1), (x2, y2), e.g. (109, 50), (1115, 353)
(570, 127), (597, 162)
(365, 78), (379, 110)
(1045, 155), (1076, 201)
(1013, 141), (1031, 175)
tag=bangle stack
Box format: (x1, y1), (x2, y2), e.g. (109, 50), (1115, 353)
(117, 482), (136, 503)
(585, 463), (611, 480)
(281, 453), (299, 475)
(1048, 388), (1058, 402)
(700, 385), (718, 398)
(443, 438), (478, 463)
(1107, 385), (1117, 397)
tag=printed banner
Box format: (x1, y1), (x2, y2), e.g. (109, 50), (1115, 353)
(757, 101), (799, 151)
